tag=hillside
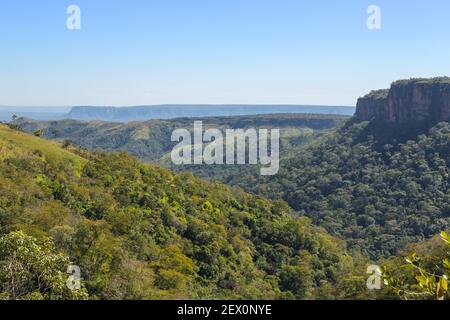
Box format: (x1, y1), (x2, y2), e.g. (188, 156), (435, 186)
(0, 124), (361, 300)
(16, 113), (349, 162)
(177, 120), (449, 260)
(14, 83), (450, 261)
(265, 120), (449, 259)
(188, 79), (450, 260)
(181, 79), (450, 260)
(160, 79), (450, 260)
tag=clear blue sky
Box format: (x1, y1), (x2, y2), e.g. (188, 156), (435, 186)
(1, 0), (449, 106)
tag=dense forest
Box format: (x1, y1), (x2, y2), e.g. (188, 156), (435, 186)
(0, 124), (369, 300)
(183, 120), (450, 260)
(3, 102), (450, 300)
(14, 111), (450, 260)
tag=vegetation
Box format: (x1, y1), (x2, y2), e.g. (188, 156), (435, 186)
(382, 231), (450, 300)
(0, 124), (363, 300)
(16, 112), (450, 261)
(16, 113), (349, 162)
(0, 231), (88, 300)
(178, 120), (450, 260)
(392, 77), (450, 85)
(6, 106), (450, 300)
(362, 89), (389, 99)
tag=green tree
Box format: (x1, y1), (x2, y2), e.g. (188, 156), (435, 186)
(0, 231), (88, 300)
(383, 232), (450, 300)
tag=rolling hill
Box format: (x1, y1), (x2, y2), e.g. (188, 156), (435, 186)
(16, 113), (349, 162)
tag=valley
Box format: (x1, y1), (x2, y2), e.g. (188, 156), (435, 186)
(2, 0), (450, 303)
(2, 78), (450, 300)
(0, 123), (362, 300)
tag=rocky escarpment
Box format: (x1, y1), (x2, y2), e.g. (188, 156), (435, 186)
(355, 89), (388, 120)
(356, 78), (450, 125)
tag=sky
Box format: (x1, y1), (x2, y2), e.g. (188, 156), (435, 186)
(0, 0), (449, 107)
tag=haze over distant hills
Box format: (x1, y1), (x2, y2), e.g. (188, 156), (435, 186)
(0, 106), (70, 121)
(0, 104), (355, 122)
(66, 105), (355, 122)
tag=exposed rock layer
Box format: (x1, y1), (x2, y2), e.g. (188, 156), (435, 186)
(356, 79), (450, 124)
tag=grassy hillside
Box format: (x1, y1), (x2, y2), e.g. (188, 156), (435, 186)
(0, 124), (363, 300)
(0, 125), (85, 166)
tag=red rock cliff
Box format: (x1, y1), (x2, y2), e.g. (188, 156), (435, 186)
(356, 78), (450, 124)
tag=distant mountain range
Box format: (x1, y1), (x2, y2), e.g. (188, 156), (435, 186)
(66, 105), (356, 122)
(0, 105), (355, 122)
(0, 106), (70, 121)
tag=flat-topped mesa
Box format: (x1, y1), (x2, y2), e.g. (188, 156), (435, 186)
(356, 77), (450, 124)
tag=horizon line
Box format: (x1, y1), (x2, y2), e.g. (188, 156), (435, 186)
(0, 104), (356, 109)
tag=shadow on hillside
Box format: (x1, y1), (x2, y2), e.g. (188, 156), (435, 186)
(343, 116), (445, 150)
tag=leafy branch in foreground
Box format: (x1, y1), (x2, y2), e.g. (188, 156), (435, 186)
(382, 232), (450, 300)
(0, 231), (89, 300)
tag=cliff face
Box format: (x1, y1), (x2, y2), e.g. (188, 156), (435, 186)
(356, 79), (450, 124)
(355, 90), (388, 120)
